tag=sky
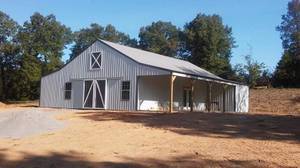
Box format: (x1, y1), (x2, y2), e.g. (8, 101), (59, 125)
(0, 0), (288, 71)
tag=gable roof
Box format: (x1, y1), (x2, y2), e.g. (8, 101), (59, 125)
(43, 39), (240, 84)
(100, 40), (224, 81)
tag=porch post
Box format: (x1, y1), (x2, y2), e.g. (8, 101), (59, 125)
(206, 82), (212, 112)
(169, 74), (176, 113)
(222, 85), (227, 113)
(190, 79), (195, 112)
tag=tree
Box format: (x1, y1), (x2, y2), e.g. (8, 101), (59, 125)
(274, 0), (300, 87)
(257, 70), (273, 87)
(234, 54), (266, 88)
(138, 21), (181, 57)
(272, 51), (297, 87)
(17, 54), (42, 100)
(0, 11), (20, 100)
(70, 23), (137, 60)
(15, 12), (72, 100)
(18, 12), (72, 75)
(183, 13), (236, 78)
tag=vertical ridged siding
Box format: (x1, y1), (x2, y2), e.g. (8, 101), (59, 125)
(210, 83), (235, 112)
(235, 85), (249, 112)
(72, 80), (84, 108)
(137, 76), (237, 112)
(40, 41), (169, 110)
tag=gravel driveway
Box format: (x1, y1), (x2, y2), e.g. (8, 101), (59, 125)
(0, 108), (65, 139)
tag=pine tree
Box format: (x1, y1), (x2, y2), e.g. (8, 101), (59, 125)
(274, 0), (300, 87)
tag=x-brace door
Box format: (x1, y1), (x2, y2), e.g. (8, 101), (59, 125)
(83, 80), (105, 108)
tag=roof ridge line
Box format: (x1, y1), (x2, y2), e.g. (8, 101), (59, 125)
(99, 38), (191, 63)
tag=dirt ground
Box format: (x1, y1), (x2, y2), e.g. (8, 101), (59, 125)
(250, 88), (300, 115)
(0, 89), (299, 168)
(0, 101), (38, 109)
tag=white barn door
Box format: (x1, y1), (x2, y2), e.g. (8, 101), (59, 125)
(83, 80), (106, 109)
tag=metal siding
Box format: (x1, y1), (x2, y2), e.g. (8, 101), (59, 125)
(193, 80), (208, 111)
(138, 76), (169, 111)
(209, 84), (236, 112)
(224, 86), (235, 112)
(235, 85), (249, 112)
(136, 75), (243, 113)
(211, 83), (223, 112)
(72, 80), (83, 108)
(138, 76), (208, 111)
(126, 75), (241, 112)
(106, 79), (119, 110)
(173, 77), (208, 111)
(40, 41), (169, 110)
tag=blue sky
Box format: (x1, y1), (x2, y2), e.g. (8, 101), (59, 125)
(0, 0), (287, 71)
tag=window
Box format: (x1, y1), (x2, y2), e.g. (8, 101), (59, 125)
(121, 81), (130, 100)
(90, 52), (102, 69)
(64, 82), (72, 100)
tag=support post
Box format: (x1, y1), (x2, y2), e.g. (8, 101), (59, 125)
(206, 82), (212, 112)
(190, 79), (195, 112)
(234, 85), (236, 112)
(136, 76), (140, 111)
(222, 85), (227, 113)
(169, 75), (176, 113)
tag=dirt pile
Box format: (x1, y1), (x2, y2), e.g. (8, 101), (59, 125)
(250, 88), (300, 114)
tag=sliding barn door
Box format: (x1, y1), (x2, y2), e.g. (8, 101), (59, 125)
(84, 80), (93, 108)
(83, 80), (106, 108)
(95, 80), (106, 108)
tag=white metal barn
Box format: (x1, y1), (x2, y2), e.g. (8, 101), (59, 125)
(40, 39), (249, 112)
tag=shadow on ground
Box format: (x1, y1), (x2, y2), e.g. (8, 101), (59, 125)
(77, 111), (300, 142)
(292, 96), (300, 103)
(0, 150), (282, 168)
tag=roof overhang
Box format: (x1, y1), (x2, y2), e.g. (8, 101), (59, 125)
(172, 72), (241, 86)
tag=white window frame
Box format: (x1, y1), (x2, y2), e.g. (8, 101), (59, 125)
(64, 82), (72, 100)
(121, 81), (130, 101)
(90, 51), (103, 70)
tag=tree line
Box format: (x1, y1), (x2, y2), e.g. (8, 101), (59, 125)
(0, 0), (299, 101)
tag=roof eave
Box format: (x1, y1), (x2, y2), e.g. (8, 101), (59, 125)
(172, 72), (246, 86)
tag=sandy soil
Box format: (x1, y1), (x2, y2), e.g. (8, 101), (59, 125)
(0, 109), (299, 168)
(0, 89), (299, 168)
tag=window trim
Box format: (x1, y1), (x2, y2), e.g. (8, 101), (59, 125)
(64, 82), (72, 100)
(90, 51), (103, 70)
(121, 81), (130, 101)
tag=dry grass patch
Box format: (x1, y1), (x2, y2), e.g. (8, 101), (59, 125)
(250, 88), (300, 115)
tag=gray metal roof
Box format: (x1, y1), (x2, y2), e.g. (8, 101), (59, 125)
(101, 40), (224, 81)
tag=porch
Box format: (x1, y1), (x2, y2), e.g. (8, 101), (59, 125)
(137, 74), (236, 113)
